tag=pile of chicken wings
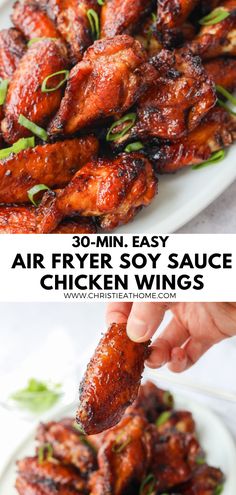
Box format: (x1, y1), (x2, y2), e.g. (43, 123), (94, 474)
(0, 0), (236, 233)
(15, 381), (224, 494)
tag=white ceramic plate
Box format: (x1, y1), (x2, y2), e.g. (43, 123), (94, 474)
(0, 0), (236, 233)
(1, 394), (236, 494)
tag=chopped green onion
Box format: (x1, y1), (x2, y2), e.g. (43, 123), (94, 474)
(97, 0), (104, 4)
(28, 184), (50, 206)
(163, 390), (174, 407)
(156, 411), (171, 427)
(28, 37), (57, 46)
(151, 13), (157, 23)
(38, 443), (53, 464)
(214, 485), (224, 495)
(218, 98), (236, 115)
(0, 137), (35, 160)
(10, 378), (62, 413)
(87, 9), (100, 40)
(192, 149), (225, 170)
(196, 456), (206, 465)
(125, 141), (144, 152)
(139, 474), (156, 495)
(106, 113), (136, 142)
(216, 85), (236, 105)
(41, 70), (69, 93)
(18, 114), (48, 141)
(199, 7), (229, 25)
(0, 79), (9, 105)
(112, 436), (131, 453)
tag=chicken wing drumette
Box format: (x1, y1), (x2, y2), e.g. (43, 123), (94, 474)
(1, 38), (68, 144)
(76, 323), (150, 435)
(100, 0), (153, 38)
(48, 35), (156, 136)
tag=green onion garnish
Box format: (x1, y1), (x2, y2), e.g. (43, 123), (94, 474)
(112, 436), (131, 453)
(87, 9), (100, 40)
(97, 0), (104, 4)
(218, 99), (236, 115)
(139, 474), (156, 495)
(28, 184), (50, 206)
(106, 113), (136, 142)
(151, 13), (157, 22)
(216, 85), (236, 105)
(199, 7), (229, 25)
(196, 456), (206, 465)
(163, 390), (173, 407)
(38, 443), (53, 464)
(0, 79), (9, 105)
(125, 141), (144, 152)
(18, 114), (48, 141)
(41, 70), (69, 93)
(28, 37), (57, 46)
(214, 485), (224, 495)
(156, 411), (171, 427)
(192, 149), (225, 170)
(10, 378), (62, 413)
(0, 137), (35, 160)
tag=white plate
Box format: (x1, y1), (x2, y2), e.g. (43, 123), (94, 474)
(0, 0), (236, 233)
(1, 395), (236, 494)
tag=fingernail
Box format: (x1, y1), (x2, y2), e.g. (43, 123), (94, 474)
(127, 318), (149, 342)
(146, 346), (167, 368)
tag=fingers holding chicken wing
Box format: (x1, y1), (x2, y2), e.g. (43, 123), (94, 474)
(1, 38), (68, 144)
(76, 323), (150, 435)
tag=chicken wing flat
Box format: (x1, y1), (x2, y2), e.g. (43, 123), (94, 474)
(17, 456), (86, 491)
(0, 28), (26, 79)
(100, 0), (153, 38)
(15, 477), (82, 495)
(36, 418), (97, 473)
(151, 107), (236, 173)
(0, 136), (98, 203)
(117, 48), (216, 144)
(0, 206), (97, 233)
(47, 0), (99, 64)
(36, 153), (157, 233)
(1, 39), (68, 144)
(204, 57), (236, 90)
(188, 0), (236, 59)
(89, 413), (152, 495)
(76, 323), (150, 435)
(48, 35), (155, 136)
(12, 0), (63, 42)
(178, 465), (224, 494)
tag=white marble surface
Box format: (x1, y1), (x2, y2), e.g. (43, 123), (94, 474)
(178, 180), (236, 233)
(0, 302), (235, 480)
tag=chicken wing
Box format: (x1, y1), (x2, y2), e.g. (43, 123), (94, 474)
(134, 381), (174, 422)
(204, 57), (236, 91)
(0, 136), (98, 203)
(76, 323), (150, 435)
(178, 465), (224, 494)
(150, 107), (236, 173)
(157, 0), (199, 47)
(100, 0), (153, 38)
(47, 0), (99, 64)
(12, 0), (63, 42)
(15, 477), (82, 495)
(48, 35), (156, 136)
(156, 410), (196, 434)
(1, 38), (68, 144)
(0, 206), (97, 233)
(188, 0), (236, 59)
(0, 28), (26, 79)
(36, 418), (97, 473)
(35, 153), (157, 233)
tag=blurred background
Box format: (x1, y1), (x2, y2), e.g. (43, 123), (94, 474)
(0, 302), (236, 473)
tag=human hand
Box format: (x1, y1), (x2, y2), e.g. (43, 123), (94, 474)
(106, 302), (236, 372)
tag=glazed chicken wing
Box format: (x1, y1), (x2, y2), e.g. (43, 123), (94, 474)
(134, 381), (174, 422)
(1, 38), (68, 144)
(0, 28), (26, 79)
(178, 465), (224, 494)
(15, 477), (82, 495)
(150, 107), (236, 173)
(35, 153), (157, 233)
(47, 0), (99, 64)
(100, 0), (153, 38)
(0, 206), (97, 233)
(188, 0), (236, 59)
(204, 57), (236, 91)
(0, 136), (98, 203)
(12, 0), (63, 42)
(48, 35), (156, 136)
(157, 0), (199, 47)
(36, 418), (97, 473)
(76, 323), (150, 435)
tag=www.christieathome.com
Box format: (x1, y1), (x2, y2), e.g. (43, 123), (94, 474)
(63, 292), (177, 300)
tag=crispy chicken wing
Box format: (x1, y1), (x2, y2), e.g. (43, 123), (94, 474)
(0, 206), (97, 233)
(35, 153), (157, 233)
(76, 323), (150, 435)
(48, 35), (156, 136)
(100, 0), (153, 38)
(204, 57), (236, 90)
(47, 0), (99, 63)
(12, 0), (63, 42)
(157, 0), (199, 47)
(178, 465), (224, 494)
(15, 477), (82, 495)
(0, 136), (98, 203)
(188, 0), (236, 59)
(0, 28), (26, 79)
(36, 418), (97, 473)
(150, 107), (236, 173)
(1, 38), (68, 144)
